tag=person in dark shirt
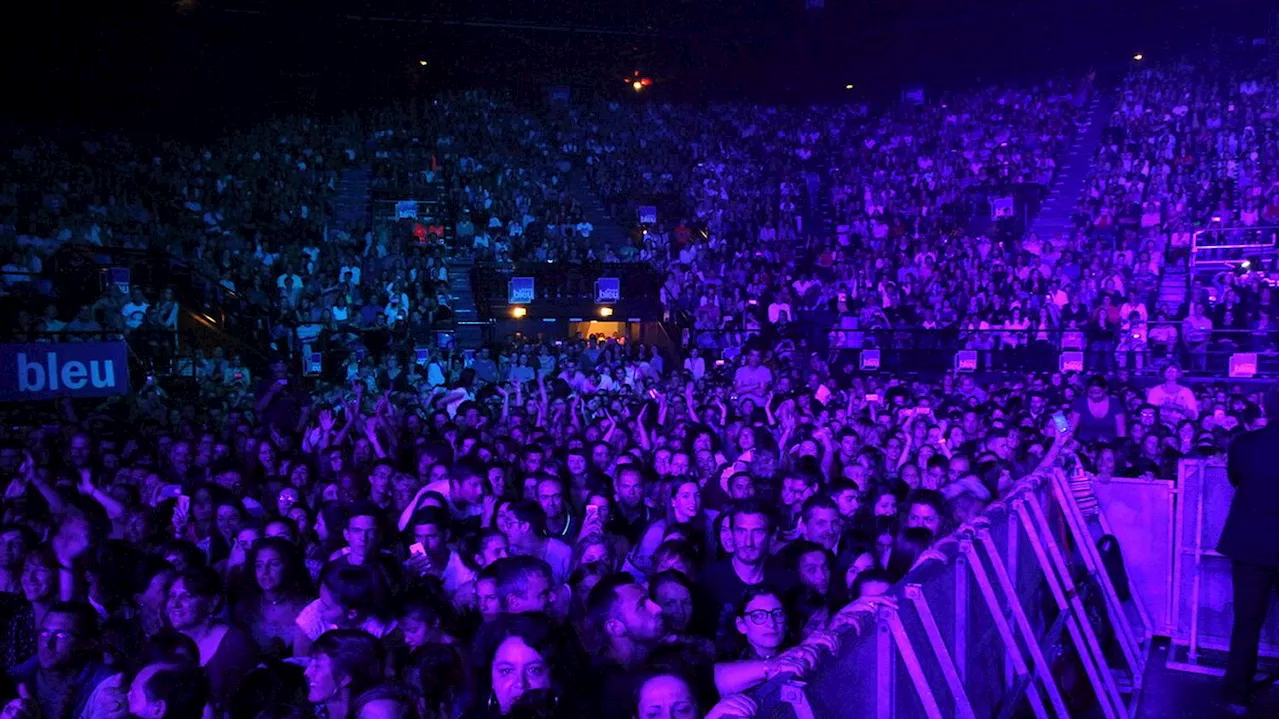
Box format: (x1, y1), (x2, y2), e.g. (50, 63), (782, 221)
(254, 357), (312, 436)
(1217, 388), (1279, 713)
(700, 499), (794, 652)
(581, 573), (665, 719)
(607, 465), (656, 545)
(8, 602), (114, 719)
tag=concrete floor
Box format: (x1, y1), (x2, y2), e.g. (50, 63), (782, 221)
(1137, 640), (1278, 719)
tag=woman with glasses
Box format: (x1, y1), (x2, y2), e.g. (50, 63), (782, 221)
(712, 585), (838, 695)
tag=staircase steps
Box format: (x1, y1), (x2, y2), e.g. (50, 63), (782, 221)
(1028, 94), (1113, 240)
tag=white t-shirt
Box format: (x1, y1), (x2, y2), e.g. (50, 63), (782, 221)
(1147, 384), (1198, 420)
(122, 302), (149, 329)
(538, 539), (573, 586)
(767, 302), (793, 324)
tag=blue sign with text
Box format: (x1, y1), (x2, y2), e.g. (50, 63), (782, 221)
(595, 278), (621, 303)
(508, 277), (535, 304)
(0, 343), (130, 401)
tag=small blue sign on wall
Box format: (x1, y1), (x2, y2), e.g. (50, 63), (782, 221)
(0, 342), (130, 401)
(508, 277), (535, 304)
(595, 278), (621, 303)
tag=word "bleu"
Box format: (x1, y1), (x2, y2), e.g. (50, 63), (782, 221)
(18, 352), (118, 392)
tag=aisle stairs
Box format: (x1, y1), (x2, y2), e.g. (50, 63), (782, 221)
(1027, 94), (1113, 239)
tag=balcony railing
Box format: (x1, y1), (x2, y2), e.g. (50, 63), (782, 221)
(683, 323), (1278, 377)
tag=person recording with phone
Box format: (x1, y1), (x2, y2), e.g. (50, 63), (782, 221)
(1218, 387), (1279, 714)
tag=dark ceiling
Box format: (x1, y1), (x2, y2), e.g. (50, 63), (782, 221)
(2, 0), (1272, 135)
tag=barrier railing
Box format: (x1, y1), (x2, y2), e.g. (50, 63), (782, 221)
(684, 324), (1279, 377)
(751, 459), (1152, 719)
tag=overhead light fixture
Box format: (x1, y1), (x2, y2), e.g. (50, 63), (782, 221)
(845, 84), (854, 90)
(632, 81), (644, 92)
(418, 59), (427, 66)
(598, 306), (614, 318)
(512, 307), (527, 319)
(1132, 53), (1143, 61)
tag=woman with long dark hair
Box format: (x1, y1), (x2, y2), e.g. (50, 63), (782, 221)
(234, 537), (313, 657)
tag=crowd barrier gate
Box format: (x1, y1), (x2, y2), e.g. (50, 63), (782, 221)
(752, 466), (1151, 718)
(1168, 459), (1280, 674)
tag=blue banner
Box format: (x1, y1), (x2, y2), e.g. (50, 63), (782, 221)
(0, 343), (130, 401)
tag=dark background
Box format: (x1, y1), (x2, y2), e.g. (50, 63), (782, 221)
(2, 0), (1273, 138)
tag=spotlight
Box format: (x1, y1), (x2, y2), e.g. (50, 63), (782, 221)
(1132, 53), (1143, 61)
(598, 306), (614, 318)
(845, 84), (854, 90)
(418, 59), (427, 66)
(632, 81), (644, 92)
(512, 307), (527, 319)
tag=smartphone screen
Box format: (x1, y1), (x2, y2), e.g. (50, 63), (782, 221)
(409, 542), (427, 557)
(1052, 412), (1070, 434)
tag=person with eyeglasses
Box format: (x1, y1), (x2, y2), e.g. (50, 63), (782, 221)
(711, 586), (838, 695)
(8, 601), (114, 719)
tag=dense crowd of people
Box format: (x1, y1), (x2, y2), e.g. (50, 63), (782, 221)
(0, 44), (1275, 719)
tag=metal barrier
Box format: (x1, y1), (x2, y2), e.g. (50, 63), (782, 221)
(1190, 226), (1278, 274)
(1169, 459), (1280, 674)
(751, 461), (1151, 719)
(683, 324), (1279, 377)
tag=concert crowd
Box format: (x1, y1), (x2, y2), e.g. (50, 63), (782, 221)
(0, 45), (1274, 719)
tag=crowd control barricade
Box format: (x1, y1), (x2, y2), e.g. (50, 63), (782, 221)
(1094, 476), (1176, 636)
(750, 464), (1151, 718)
(1168, 459), (1280, 674)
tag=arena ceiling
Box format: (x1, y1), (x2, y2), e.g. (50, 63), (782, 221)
(1, 0), (1271, 134)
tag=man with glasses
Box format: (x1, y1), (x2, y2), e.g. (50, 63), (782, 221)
(9, 602), (113, 719)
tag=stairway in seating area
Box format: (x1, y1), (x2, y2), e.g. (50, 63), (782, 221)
(1155, 265), (1189, 315)
(1027, 93), (1113, 240)
(334, 167), (373, 232)
(568, 174), (631, 259)
(445, 259), (485, 348)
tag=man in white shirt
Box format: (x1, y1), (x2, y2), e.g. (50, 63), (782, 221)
(733, 348), (774, 408)
(121, 289), (150, 330)
(1119, 293), (1148, 323)
(767, 294), (794, 324)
